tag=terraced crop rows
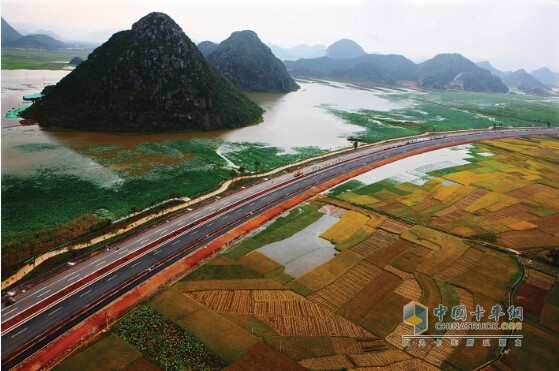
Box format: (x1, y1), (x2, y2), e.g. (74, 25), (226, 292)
(433, 248), (484, 281)
(409, 244), (435, 257)
(435, 189), (488, 216)
(351, 230), (400, 258)
(525, 269), (556, 290)
(394, 279), (422, 301)
(384, 265), (414, 280)
(266, 315), (373, 337)
(319, 204), (349, 218)
(308, 261), (383, 312)
(299, 355), (354, 370)
(349, 350), (410, 367)
(381, 218), (413, 234)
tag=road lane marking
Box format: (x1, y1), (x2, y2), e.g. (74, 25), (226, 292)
(191, 230), (198, 235)
(65, 271), (79, 279)
(79, 289), (91, 298)
(10, 327), (27, 339)
(37, 290), (51, 298)
(131, 261), (142, 268)
(207, 223), (213, 227)
(235, 209), (242, 213)
(68, 274), (80, 282)
(118, 249), (127, 255)
(48, 307), (62, 316)
(173, 240), (181, 246)
(153, 250), (161, 255)
(94, 260), (106, 267)
(3, 307), (18, 315)
(107, 275), (118, 281)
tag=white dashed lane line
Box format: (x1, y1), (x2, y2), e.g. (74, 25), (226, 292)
(37, 290), (51, 298)
(48, 307), (62, 316)
(79, 289), (91, 298)
(10, 327), (27, 339)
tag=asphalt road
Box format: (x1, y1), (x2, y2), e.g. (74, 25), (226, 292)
(1, 127), (557, 369)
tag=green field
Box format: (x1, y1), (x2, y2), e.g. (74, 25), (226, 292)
(334, 90), (558, 143)
(1, 50), (90, 70)
(1, 138), (327, 275)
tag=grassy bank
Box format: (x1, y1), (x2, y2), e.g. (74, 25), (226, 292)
(1, 49), (90, 70)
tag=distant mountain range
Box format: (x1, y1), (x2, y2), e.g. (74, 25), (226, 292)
(267, 43), (326, 60)
(476, 61), (556, 94)
(284, 38), (559, 95)
(502, 70), (552, 95)
(285, 40), (510, 93)
(326, 39), (367, 59)
(207, 30), (298, 93)
(531, 67), (559, 88)
(417, 53), (508, 92)
(2, 17), (68, 50)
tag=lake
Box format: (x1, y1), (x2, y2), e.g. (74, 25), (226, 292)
(1, 70), (407, 175)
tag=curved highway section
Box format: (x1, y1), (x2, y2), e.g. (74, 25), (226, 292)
(2, 127), (558, 369)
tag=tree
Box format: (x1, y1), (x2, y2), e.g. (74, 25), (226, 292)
(546, 249), (559, 264)
(353, 141), (358, 150)
(239, 166), (247, 179)
(548, 122), (551, 128)
(254, 160), (260, 173)
(229, 169), (238, 179)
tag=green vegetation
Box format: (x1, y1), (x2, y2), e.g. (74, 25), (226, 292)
(208, 30), (299, 93)
(221, 143), (327, 172)
(332, 90), (558, 143)
(182, 264), (264, 281)
(54, 333), (141, 371)
(113, 305), (225, 370)
(1, 50), (90, 70)
(224, 204), (323, 260)
(2, 137), (333, 274)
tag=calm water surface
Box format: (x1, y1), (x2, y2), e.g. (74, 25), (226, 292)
(2, 71), (406, 174)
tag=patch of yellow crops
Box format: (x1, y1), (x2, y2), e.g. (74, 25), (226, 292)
(485, 195), (518, 211)
(338, 192), (378, 205)
(366, 212), (387, 228)
(465, 192), (511, 213)
(507, 220), (538, 231)
(321, 211), (369, 244)
(432, 184), (462, 202)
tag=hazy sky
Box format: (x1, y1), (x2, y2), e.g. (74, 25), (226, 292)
(3, 0), (558, 71)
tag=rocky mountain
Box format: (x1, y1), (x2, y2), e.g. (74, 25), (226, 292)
(207, 30), (298, 93)
(326, 39), (366, 59)
(21, 12), (263, 132)
(1, 18), (22, 46)
(268, 43), (326, 60)
(197, 41), (219, 57)
(69, 56), (83, 65)
(284, 53), (417, 82)
(476, 61), (509, 78)
(502, 69), (552, 95)
(417, 54), (508, 92)
(531, 67), (559, 88)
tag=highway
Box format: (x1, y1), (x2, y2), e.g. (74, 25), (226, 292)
(1, 127), (557, 369)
